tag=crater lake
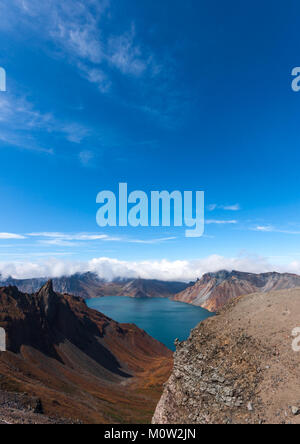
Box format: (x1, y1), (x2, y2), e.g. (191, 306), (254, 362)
(87, 296), (214, 350)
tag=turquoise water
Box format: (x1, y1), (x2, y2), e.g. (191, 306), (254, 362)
(87, 296), (214, 351)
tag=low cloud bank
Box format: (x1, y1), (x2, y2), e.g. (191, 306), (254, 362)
(1, 255), (300, 282)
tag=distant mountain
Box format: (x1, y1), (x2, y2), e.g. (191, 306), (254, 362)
(173, 270), (300, 311)
(0, 281), (172, 424)
(0, 272), (189, 300)
(121, 278), (189, 299)
(3, 270), (300, 313)
(0, 272), (106, 298)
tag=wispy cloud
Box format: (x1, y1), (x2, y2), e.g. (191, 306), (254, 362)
(107, 25), (148, 77)
(0, 1), (185, 128)
(208, 203), (241, 211)
(0, 94), (90, 154)
(0, 95), (54, 153)
(62, 123), (90, 144)
(254, 225), (300, 235)
(28, 232), (108, 241)
(77, 63), (111, 93)
(0, 233), (26, 240)
(38, 239), (79, 248)
(127, 237), (177, 244)
(8, 0), (156, 93)
(27, 232), (176, 245)
(206, 220), (238, 225)
(79, 150), (95, 166)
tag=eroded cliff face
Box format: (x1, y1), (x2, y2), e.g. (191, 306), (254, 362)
(173, 270), (300, 312)
(153, 288), (300, 424)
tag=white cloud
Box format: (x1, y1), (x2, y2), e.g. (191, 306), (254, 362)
(107, 25), (147, 76)
(254, 226), (300, 235)
(0, 95), (52, 128)
(27, 232), (177, 245)
(0, 94), (89, 154)
(39, 239), (79, 247)
(7, 0), (155, 92)
(255, 226), (274, 232)
(127, 237), (177, 244)
(78, 63), (111, 93)
(208, 204), (217, 211)
(223, 204), (240, 211)
(0, 253), (298, 282)
(206, 220), (238, 225)
(0, 257), (84, 279)
(62, 124), (90, 144)
(28, 232), (108, 241)
(0, 233), (26, 240)
(0, 95), (53, 153)
(79, 150), (94, 166)
(208, 204), (240, 211)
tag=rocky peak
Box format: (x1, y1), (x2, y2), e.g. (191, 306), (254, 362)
(202, 270), (232, 283)
(38, 279), (54, 294)
(37, 280), (59, 322)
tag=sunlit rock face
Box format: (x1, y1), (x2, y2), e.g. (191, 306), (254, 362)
(173, 270), (300, 312)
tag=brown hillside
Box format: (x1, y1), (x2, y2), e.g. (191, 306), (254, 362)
(0, 282), (172, 424)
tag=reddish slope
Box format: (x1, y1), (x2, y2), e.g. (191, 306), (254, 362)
(173, 270), (300, 311)
(0, 282), (172, 424)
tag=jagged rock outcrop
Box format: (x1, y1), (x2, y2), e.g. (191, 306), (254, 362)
(0, 282), (172, 424)
(37, 280), (59, 322)
(153, 287), (300, 424)
(173, 270), (300, 311)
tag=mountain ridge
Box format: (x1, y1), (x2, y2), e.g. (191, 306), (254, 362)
(0, 272), (189, 300)
(2, 269), (300, 313)
(172, 269), (300, 311)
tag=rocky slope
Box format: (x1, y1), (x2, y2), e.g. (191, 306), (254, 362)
(153, 287), (300, 424)
(0, 273), (188, 300)
(0, 282), (172, 424)
(173, 270), (300, 311)
(0, 390), (75, 424)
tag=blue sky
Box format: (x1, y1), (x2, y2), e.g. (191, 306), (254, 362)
(1, 0), (300, 280)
